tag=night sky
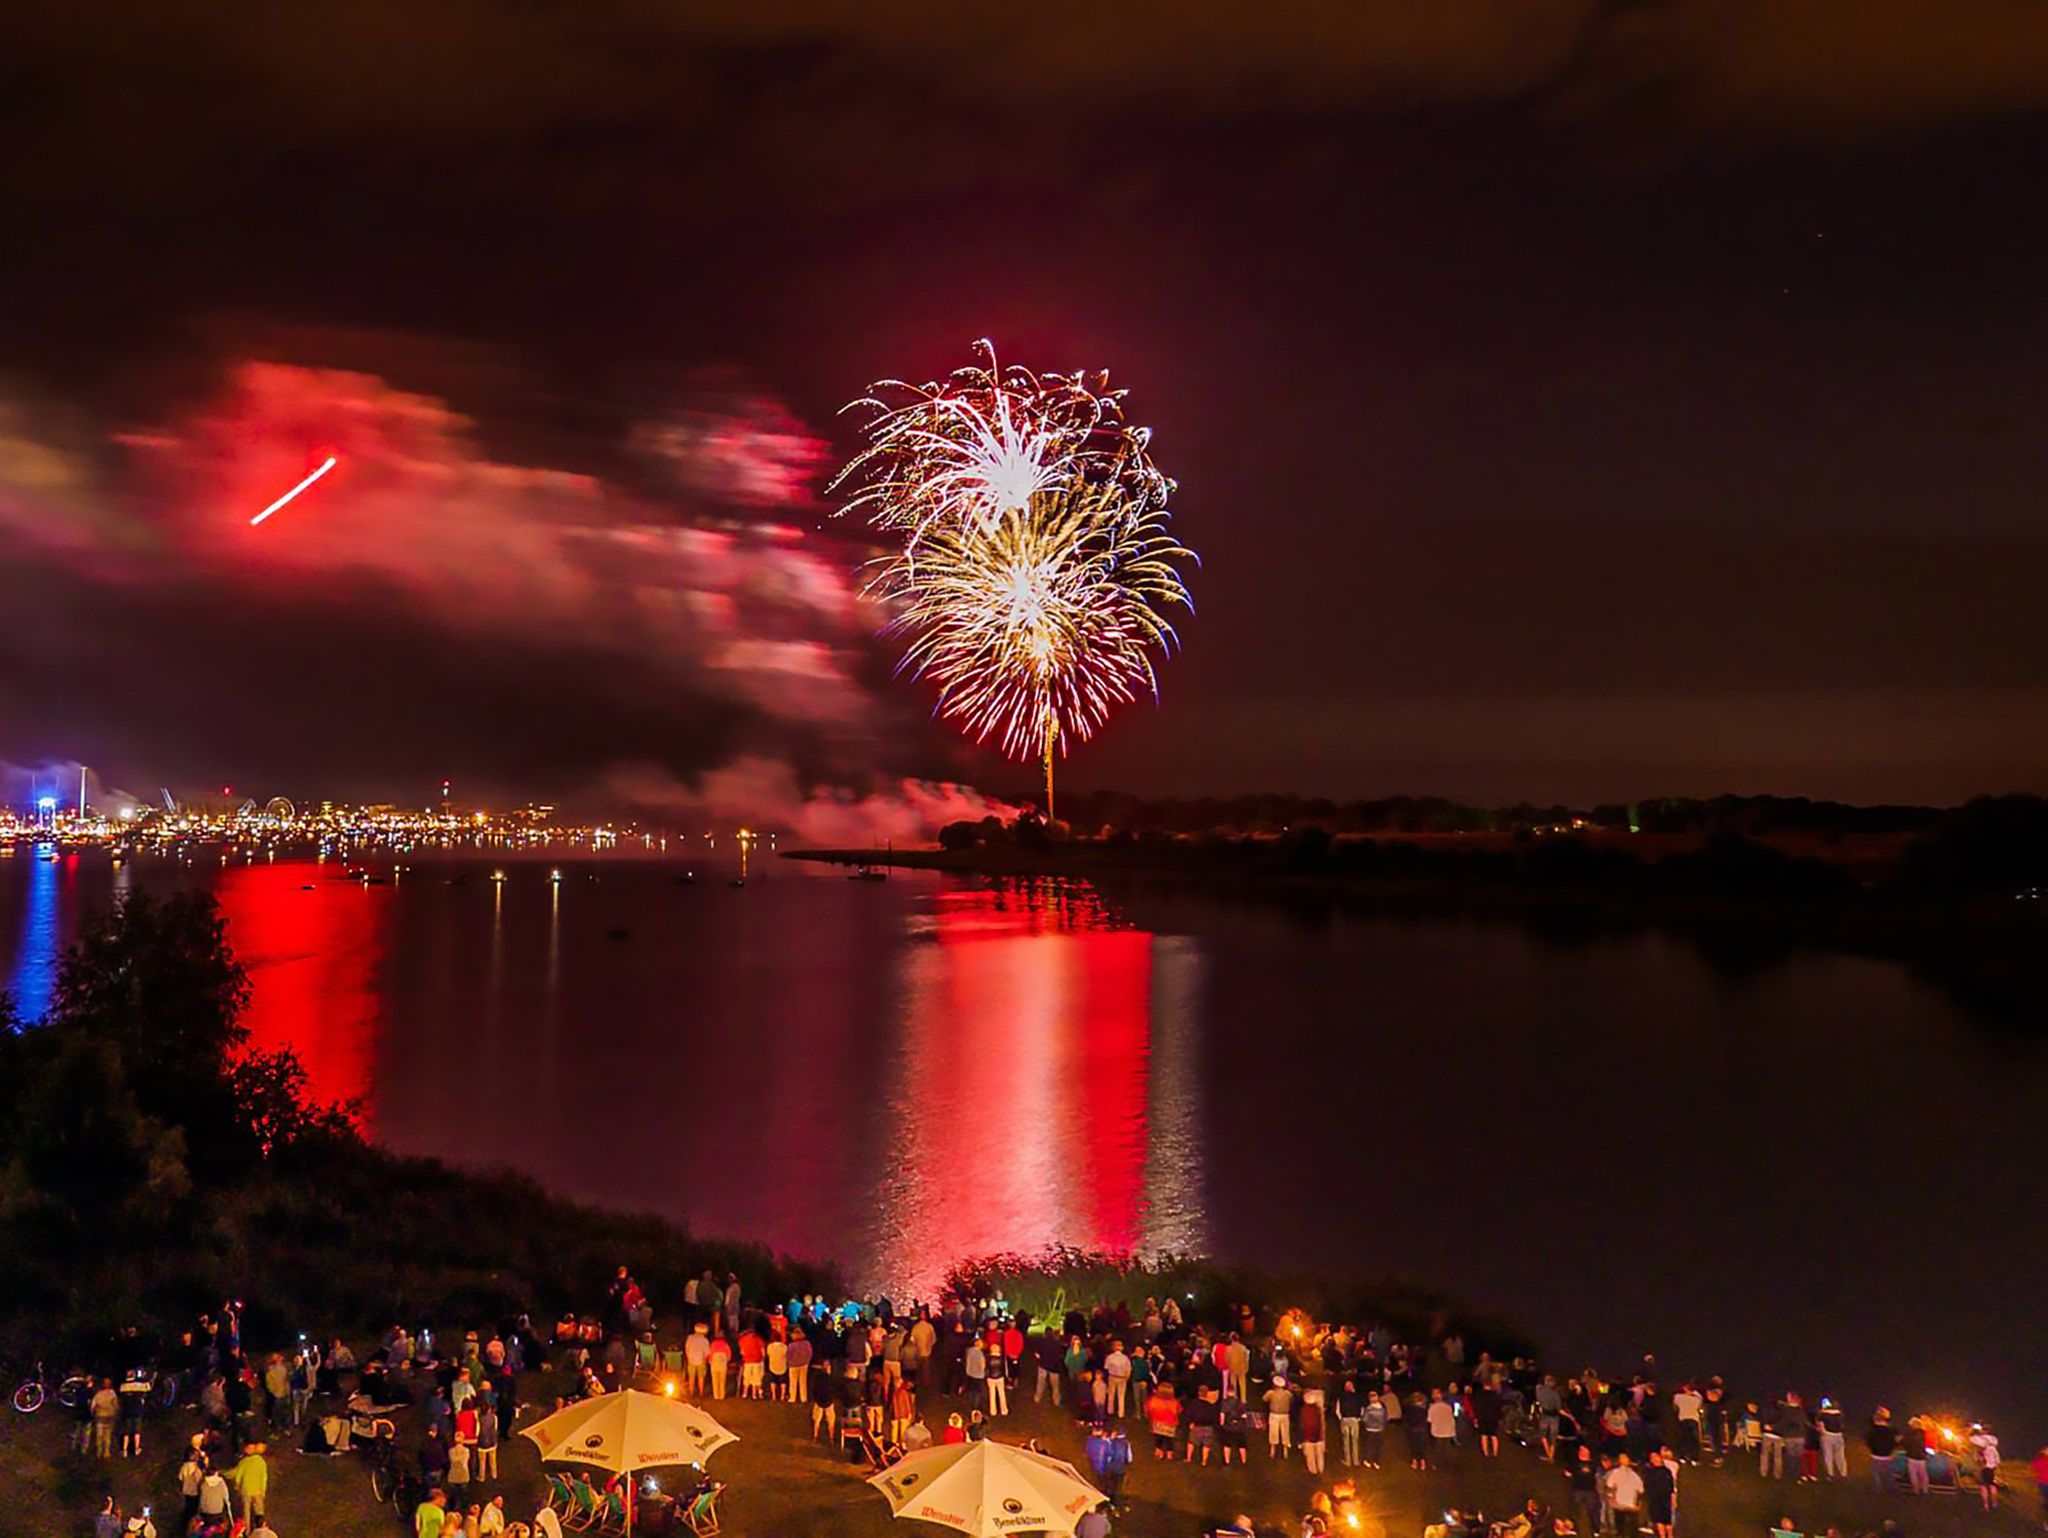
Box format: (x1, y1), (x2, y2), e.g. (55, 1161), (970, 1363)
(4, 2), (2046, 816)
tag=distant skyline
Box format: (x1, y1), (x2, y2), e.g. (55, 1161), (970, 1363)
(2, 4), (2045, 809)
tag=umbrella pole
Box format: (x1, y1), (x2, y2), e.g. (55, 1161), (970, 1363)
(625, 1475), (634, 1536)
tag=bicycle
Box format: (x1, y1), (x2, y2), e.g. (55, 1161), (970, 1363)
(12, 1362), (92, 1415)
(366, 1434), (419, 1510)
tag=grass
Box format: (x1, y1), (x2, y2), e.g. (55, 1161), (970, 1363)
(4, 1367), (2040, 1538)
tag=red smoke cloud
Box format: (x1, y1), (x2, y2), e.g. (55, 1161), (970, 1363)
(603, 755), (1023, 844)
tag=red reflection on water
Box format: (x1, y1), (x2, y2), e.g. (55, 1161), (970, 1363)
(876, 882), (1155, 1298)
(215, 862), (392, 1132)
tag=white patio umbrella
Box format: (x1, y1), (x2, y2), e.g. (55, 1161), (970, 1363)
(868, 1440), (1105, 1538)
(520, 1387), (735, 1533)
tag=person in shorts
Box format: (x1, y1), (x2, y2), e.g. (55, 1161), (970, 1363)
(1184, 1387), (1221, 1466)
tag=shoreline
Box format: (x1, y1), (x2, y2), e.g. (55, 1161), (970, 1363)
(784, 841), (2046, 1022)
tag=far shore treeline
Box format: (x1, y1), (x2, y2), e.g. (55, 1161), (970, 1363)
(0, 893), (1530, 1371)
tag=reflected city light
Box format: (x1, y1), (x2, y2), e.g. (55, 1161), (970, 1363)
(10, 848), (67, 1022)
(867, 881), (1203, 1299)
(215, 861), (393, 1132)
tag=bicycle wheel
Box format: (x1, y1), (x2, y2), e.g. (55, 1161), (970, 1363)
(370, 1462), (396, 1505)
(156, 1376), (180, 1409)
(56, 1377), (90, 1410)
(12, 1381), (43, 1415)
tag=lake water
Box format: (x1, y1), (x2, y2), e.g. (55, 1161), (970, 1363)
(5, 848), (2040, 1438)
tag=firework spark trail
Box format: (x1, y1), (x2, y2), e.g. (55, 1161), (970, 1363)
(843, 342), (1197, 815)
(869, 482), (1195, 760)
(248, 454), (338, 526)
(831, 338), (1173, 546)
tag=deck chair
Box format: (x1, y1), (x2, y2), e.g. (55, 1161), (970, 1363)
(542, 1473), (570, 1511)
(563, 1479), (604, 1531)
(856, 1429), (901, 1471)
(595, 1487), (627, 1532)
(634, 1340), (660, 1381)
(838, 1414), (870, 1457)
(661, 1346), (685, 1377)
(682, 1483), (723, 1536)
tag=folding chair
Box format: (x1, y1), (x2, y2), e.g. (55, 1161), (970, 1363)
(683, 1483), (723, 1536)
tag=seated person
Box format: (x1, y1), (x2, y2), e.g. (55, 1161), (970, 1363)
(300, 1414), (345, 1455)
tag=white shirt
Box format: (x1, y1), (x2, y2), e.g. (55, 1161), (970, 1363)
(1672, 1391), (1702, 1422)
(1606, 1466), (1645, 1512)
(1427, 1401), (1457, 1438)
(1972, 1432), (2000, 1470)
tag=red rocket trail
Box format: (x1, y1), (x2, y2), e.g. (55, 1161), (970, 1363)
(249, 455), (338, 526)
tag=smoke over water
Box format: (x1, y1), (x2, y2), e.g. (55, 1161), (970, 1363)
(0, 338), (1007, 836)
(601, 757), (1022, 845)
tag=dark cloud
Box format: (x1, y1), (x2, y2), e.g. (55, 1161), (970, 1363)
(0, 6), (2044, 804)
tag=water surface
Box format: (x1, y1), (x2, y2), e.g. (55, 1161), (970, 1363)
(3, 849), (2037, 1437)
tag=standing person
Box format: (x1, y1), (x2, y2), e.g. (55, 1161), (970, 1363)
(289, 1352), (313, 1428)
(1426, 1389), (1458, 1465)
(1759, 1402), (1787, 1479)
(1816, 1398), (1848, 1480)
(787, 1331), (812, 1406)
(90, 1379), (120, 1459)
(766, 1330), (789, 1402)
(1103, 1341), (1132, 1419)
(118, 1377), (147, 1458)
(1144, 1381), (1181, 1460)
(1568, 1446), (1601, 1538)
(414, 1488), (448, 1538)
(1362, 1390), (1388, 1470)
(963, 1337), (987, 1408)
(229, 1441), (269, 1529)
(474, 1399), (499, 1483)
(1901, 1416), (1931, 1495)
(1535, 1375), (1565, 1462)
(706, 1334), (731, 1401)
(737, 1325), (765, 1400)
(1334, 1379), (1363, 1468)
(1606, 1452), (1645, 1537)
(1405, 1392), (1431, 1470)
(683, 1324), (710, 1398)
(889, 1375), (916, 1443)
(1970, 1424), (2001, 1510)
(1866, 1407), (1898, 1492)
(1035, 1330), (1064, 1404)
(1223, 1335), (1251, 1401)
(1184, 1386), (1220, 1467)
(1219, 1390), (1252, 1467)
(261, 1355), (290, 1431)
(1085, 1421), (1132, 1507)
(177, 1441), (207, 1528)
(1300, 1389), (1328, 1474)
(1643, 1447), (1678, 1538)
(2028, 1445), (2048, 1525)
(1670, 1383), (1702, 1465)
(1778, 1395), (1811, 1483)
(1471, 1378), (1503, 1458)
(196, 1462), (233, 1529)
(1264, 1377), (1295, 1460)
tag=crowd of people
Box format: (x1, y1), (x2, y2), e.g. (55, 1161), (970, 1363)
(61, 1265), (2036, 1538)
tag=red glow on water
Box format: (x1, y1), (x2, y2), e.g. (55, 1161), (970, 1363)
(215, 861), (392, 1132)
(874, 882), (1156, 1298)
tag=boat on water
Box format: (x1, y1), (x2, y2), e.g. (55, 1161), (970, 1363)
(849, 864), (888, 882)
